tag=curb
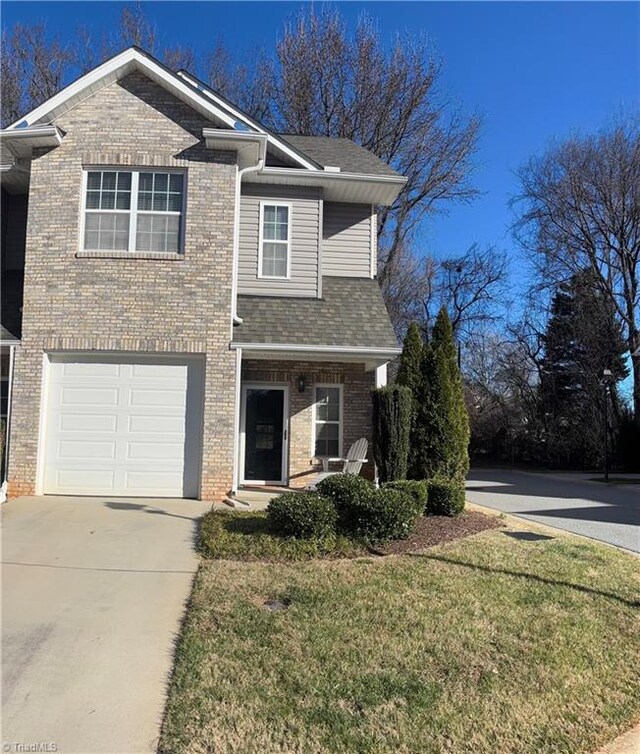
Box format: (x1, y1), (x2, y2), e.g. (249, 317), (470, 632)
(594, 723), (640, 754)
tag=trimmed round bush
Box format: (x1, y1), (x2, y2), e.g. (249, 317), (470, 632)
(267, 492), (337, 538)
(316, 473), (374, 508)
(382, 480), (428, 515)
(348, 488), (418, 543)
(316, 474), (375, 532)
(427, 481), (465, 516)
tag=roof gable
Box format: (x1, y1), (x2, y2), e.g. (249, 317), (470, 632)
(5, 46), (318, 171)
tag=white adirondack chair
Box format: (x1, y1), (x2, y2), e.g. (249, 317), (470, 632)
(306, 437), (369, 491)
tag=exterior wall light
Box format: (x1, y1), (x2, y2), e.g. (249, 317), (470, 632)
(297, 375), (306, 393)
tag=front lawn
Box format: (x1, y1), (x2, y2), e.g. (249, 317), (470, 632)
(161, 527), (640, 754)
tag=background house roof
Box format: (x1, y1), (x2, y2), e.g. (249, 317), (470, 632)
(278, 135), (402, 178)
(234, 277), (399, 351)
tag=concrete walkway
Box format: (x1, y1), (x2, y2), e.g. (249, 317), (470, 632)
(466, 469), (640, 553)
(1, 495), (209, 754)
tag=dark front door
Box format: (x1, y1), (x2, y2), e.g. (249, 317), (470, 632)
(243, 388), (286, 482)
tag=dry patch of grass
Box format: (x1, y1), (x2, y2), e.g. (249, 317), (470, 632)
(161, 528), (640, 754)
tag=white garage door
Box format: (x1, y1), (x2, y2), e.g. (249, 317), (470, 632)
(42, 354), (204, 497)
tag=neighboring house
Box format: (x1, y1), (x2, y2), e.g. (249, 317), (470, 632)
(0, 47), (405, 502)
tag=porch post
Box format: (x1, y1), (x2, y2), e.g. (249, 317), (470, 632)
(231, 347), (242, 495)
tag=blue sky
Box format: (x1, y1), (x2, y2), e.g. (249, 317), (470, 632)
(3, 1), (639, 269)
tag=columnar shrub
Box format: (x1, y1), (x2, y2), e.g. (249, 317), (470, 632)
(267, 492), (337, 538)
(427, 480), (466, 516)
(396, 322), (424, 477)
(383, 480), (428, 515)
(348, 488), (419, 543)
(414, 308), (470, 482)
(371, 385), (412, 482)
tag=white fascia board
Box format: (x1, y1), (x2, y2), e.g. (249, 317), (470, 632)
(202, 129), (267, 168)
(249, 167), (407, 206)
(178, 70), (319, 172)
(5, 47), (238, 131)
(0, 126), (64, 159)
(230, 342), (401, 359)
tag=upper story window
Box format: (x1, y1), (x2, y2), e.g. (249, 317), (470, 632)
(259, 202), (291, 278)
(82, 170), (185, 254)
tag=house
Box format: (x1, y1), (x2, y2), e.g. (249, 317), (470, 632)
(0, 47), (405, 502)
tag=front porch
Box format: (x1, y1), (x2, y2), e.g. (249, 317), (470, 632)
(232, 355), (386, 496)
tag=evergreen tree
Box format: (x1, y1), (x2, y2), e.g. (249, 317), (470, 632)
(396, 323), (424, 477)
(540, 270), (628, 467)
(414, 308), (470, 481)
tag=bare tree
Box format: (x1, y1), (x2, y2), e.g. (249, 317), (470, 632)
(118, 2), (156, 52)
(428, 243), (508, 339)
(163, 45), (197, 74)
(514, 115), (640, 417)
(270, 8), (481, 283)
(1, 23), (73, 126)
(205, 39), (273, 123)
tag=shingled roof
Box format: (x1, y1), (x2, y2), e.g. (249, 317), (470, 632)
(278, 135), (401, 178)
(234, 277), (399, 351)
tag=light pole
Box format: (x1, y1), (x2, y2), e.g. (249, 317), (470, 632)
(601, 369), (613, 482)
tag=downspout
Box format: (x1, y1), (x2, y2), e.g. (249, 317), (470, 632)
(1, 344), (16, 503)
(231, 154), (265, 327)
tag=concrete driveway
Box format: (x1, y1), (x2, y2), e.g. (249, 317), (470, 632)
(1, 495), (209, 754)
(466, 469), (640, 553)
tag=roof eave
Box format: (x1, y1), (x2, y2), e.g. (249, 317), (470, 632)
(245, 166), (407, 205)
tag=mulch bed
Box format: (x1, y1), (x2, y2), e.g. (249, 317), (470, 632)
(371, 511), (503, 556)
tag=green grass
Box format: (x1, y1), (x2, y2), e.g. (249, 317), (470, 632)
(198, 509), (367, 561)
(162, 527), (640, 754)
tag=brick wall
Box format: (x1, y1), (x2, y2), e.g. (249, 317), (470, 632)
(242, 359), (375, 487)
(8, 72), (238, 501)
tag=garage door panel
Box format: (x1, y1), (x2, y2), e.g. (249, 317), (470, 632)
(43, 355), (203, 498)
(60, 362), (121, 378)
(126, 441), (184, 461)
(124, 470), (184, 492)
(61, 387), (119, 407)
(128, 388), (186, 408)
(53, 469), (116, 492)
(127, 414), (185, 433)
(59, 414), (118, 432)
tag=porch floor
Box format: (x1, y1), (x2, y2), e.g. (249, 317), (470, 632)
(225, 486), (296, 511)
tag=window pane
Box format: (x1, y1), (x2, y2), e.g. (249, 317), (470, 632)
(152, 193), (168, 212)
(261, 242), (287, 276)
(169, 174), (183, 192)
(316, 387), (340, 422)
(102, 172), (116, 191)
(84, 212), (129, 251)
(138, 192), (153, 211)
(139, 173), (154, 192)
(315, 423), (339, 457)
(168, 192), (182, 212)
(154, 173), (168, 192)
(86, 191), (100, 209)
(276, 206), (289, 224)
(136, 214), (180, 253)
(87, 172), (101, 190)
(117, 172), (131, 190)
(115, 192), (130, 210)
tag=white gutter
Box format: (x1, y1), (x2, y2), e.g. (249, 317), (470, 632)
(202, 129), (267, 328)
(230, 342), (401, 359)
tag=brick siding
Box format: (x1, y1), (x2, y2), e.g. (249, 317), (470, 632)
(7, 72), (238, 501)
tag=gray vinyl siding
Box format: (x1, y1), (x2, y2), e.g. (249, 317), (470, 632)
(322, 202), (372, 278)
(238, 184), (320, 297)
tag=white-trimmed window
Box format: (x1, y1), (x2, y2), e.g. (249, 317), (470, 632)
(313, 385), (342, 457)
(259, 202), (291, 278)
(82, 169), (185, 253)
